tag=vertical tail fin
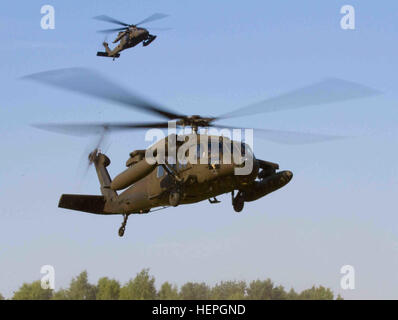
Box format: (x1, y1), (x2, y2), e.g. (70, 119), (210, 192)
(90, 151), (118, 201)
(103, 42), (111, 55)
(58, 151), (119, 215)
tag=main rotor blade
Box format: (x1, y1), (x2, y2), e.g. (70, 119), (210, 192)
(217, 78), (381, 119)
(136, 13), (169, 26)
(148, 27), (173, 31)
(35, 121), (344, 144)
(93, 15), (129, 26)
(23, 68), (185, 120)
(33, 122), (171, 137)
(97, 27), (127, 34)
(211, 124), (346, 145)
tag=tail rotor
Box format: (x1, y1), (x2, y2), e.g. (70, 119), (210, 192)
(85, 127), (108, 172)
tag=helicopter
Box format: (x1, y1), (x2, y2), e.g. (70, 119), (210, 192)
(94, 13), (169, 59)
(23, 68), (379, 236)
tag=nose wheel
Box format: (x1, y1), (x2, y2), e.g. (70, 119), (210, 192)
(118, 214), (129, 237)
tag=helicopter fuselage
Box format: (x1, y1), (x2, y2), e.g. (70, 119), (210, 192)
(120, 27), (149, 47)
(95, 134), (292, 214)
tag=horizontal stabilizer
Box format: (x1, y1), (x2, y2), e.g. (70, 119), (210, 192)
(59, 194), (106, 214)
(96, 52), (120, 58)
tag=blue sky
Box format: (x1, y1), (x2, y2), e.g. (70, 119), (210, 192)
(1, 0), (398, 299)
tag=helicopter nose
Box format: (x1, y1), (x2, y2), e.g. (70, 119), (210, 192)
(232, 156), (259, 180)
(284, 170), (293, 181)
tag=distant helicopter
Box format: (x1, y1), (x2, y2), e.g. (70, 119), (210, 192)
(23, 68), (379, 237)
(94, 13), (169, 59)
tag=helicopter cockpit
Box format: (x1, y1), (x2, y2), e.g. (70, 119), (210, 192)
(170, 135), (254, 167)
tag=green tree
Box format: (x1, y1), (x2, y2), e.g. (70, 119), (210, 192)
(211, 281), (246, 300)
(7, 269), (342, 301)
(96, 277), (120, 300)
(271, 285), (287, 300)
(180, 282), (211, 300)
(119, 269), (157, 300)
(286, 288), (299, 300)
(0, 293), (4, 300)
(298, 286), (334, 300)
(12, 281), (52, 300)
(67, 271), (97, 300)
(158, 282), (179, 300)
(246, 279), (274, 300)
(51, 288), (69, 300)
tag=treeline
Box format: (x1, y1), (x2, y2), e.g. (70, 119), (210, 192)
(3, 269), (343, 300)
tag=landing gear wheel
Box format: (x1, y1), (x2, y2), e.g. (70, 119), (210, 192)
(118, 227), (125, 237)
(169, 192), (181, 207)
(118, 214), (129, 237)
(232, 191), (244, 213)
(233, 197), (244, 212)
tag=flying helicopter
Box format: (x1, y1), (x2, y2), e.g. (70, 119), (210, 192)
(23, 68), (379, 236)
(94, 13), (169, 59)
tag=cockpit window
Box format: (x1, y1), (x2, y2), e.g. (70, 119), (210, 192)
(241, 143), (253, 158)
(157, 165), (165, 178)
(195, 139), (233, 160)
(177, 161), (188, 171)
(231, 142), (253, 158)
(197, 144), (201, 159)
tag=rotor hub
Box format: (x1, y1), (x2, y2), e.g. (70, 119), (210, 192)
(177, 115), (215, 130)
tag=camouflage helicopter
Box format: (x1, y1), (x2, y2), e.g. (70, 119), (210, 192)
(94, 13), (169, 59)
(24, 68), (379, 236)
